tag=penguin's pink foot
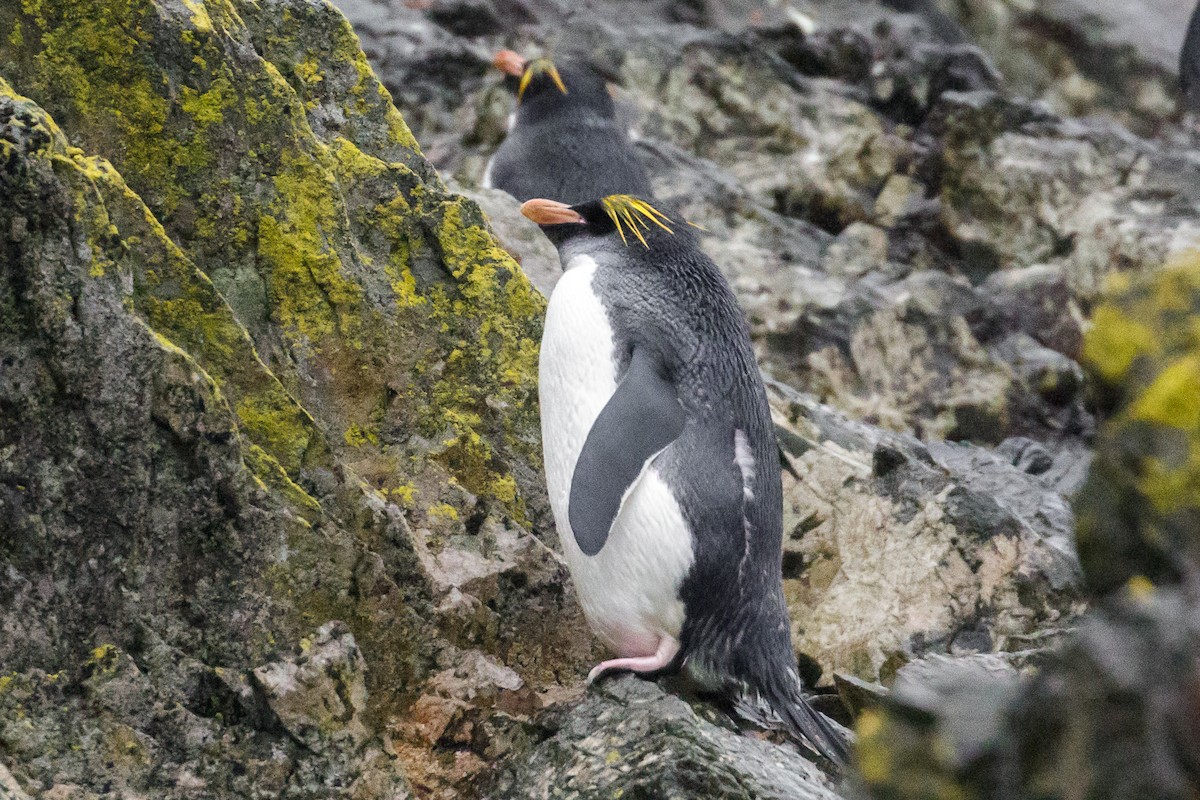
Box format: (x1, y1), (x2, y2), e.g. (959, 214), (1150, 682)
(587, 637), (680, 685)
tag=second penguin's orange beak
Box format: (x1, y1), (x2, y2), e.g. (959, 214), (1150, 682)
(493, 49), (528, 77)
(520, 198), (584, 225)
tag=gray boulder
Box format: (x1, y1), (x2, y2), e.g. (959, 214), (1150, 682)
(488, 677), (845, 800)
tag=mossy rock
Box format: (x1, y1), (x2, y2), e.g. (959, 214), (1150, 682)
(0, 0), (551, 795)
(854, 585), (1200, 800)
(0, 0), (545, 519)
(1076, 253), (1200, 595)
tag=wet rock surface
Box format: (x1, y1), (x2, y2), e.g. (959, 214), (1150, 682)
(0, 0), (1198, 797)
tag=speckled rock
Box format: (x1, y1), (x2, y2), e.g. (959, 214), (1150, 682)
(770, 383), (1081, 685)
(0, 639), (411, 799)
(251, 623), (370, 752)
(791, 0), (1190, 135)
(487, 676), (845, 800)
(939, 0), (1189, 135)
(0, 763), (32, 800)
(925, 90), (1200, 301)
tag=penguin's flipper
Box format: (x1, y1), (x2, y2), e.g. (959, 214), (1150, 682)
(569, 347), (685, 556)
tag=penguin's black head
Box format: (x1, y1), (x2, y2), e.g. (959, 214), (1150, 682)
(493, 50), (617, 123)
(521, 194), (686, 253)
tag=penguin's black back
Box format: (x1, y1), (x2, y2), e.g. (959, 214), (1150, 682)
(489, 61), (653, 204)
(1183, 2), (1200, 111)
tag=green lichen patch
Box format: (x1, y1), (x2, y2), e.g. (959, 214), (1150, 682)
(1, 82), (328, 488)
(1, 0), (546, 522)
(237, 0), (426, 168)
(1, 4), (554, 792)
(1076, 252), (1200, 595)
(2, 0), (177, 203)
(256, 146), (371, 344)
(1081, 303), (1159, 384)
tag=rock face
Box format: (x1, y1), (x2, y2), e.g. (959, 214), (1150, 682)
(789, 0), (1192, 135)
(772, 383), (1080, 684)
(0, 1), (589, 797)
(937, 0), (1191, 134)
(1, 0), (1199, 798)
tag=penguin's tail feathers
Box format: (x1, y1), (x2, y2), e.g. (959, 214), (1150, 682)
(777, 685), (853, 767)
(748, 675), (852, 768)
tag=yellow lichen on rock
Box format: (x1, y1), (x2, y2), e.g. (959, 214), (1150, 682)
(0, 2), (561, 797)
(0, 78), (328, 501)
(1076, 251), (1200, 594)
(0, 0), (546, 522)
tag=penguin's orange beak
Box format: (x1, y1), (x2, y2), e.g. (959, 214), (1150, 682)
(493, 49), (528, 78)
(521, 198), (584, 225)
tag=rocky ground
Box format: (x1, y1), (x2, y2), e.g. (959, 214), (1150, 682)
(0, 0), (1198, 798)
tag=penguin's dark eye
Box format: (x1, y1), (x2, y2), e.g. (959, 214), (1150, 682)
(584, 208), (618, 234)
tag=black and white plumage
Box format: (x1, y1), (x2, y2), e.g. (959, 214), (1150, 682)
(484, 51), (653, 204)
(523, 195), (850, 766)
(1183, 2), (1200, 112)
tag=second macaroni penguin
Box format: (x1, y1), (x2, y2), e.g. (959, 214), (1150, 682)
(484, 50), (653, 204)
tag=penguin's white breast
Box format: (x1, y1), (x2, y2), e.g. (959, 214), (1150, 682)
(539, 255), (618, 524)
(539, 255), (693, 657)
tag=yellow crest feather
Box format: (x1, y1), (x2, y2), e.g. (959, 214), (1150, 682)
(518, 58), (568, 99)
(600, 195), (674, 248)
